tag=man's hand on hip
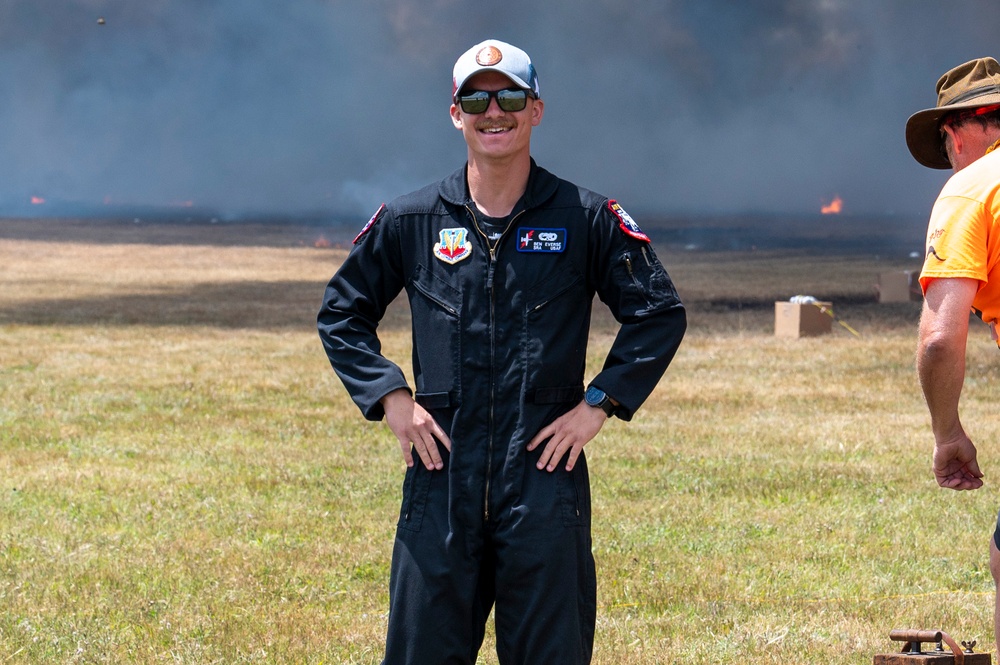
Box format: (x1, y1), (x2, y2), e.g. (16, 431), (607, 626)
(527, 400), (608, 472)
(381, 389), (451, 470)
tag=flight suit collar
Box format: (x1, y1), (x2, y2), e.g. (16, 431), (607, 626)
(438, 159), (560, 211)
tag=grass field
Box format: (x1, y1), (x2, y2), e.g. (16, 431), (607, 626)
(1, 218), (998, 664)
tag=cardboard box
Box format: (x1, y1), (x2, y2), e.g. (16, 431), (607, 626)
(877, 270), (921, 303)
(774, 301), (832, 338)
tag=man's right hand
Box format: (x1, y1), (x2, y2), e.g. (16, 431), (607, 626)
(380, 389), (451, 470)
(933, 431), (984, 490)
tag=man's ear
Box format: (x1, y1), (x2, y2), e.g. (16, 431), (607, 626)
(942, 123), (963, 157)
(530, 98), (544, 127)
(450, 104), (463, 130)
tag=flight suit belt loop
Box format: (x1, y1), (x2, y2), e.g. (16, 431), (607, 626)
(414, 391), (454, 410)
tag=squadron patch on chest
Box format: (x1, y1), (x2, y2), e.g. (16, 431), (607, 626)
(608, 200), (650, 243)
(433, 227), (473, 264)
(517, 228), (566, 253)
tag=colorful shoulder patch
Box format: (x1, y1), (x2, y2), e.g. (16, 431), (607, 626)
(353, 203), (386, 244)
(433, 227), (473, 264)
(517, 227), (566, 253)
(608, 200), (649, 243)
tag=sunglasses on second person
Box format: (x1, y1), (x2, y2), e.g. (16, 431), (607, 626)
(456, 88), (536, 114)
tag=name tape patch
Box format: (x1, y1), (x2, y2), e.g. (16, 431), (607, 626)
(517, 227), (566, 253)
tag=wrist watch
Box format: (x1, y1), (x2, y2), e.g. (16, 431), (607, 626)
(584, 385), (616, 418)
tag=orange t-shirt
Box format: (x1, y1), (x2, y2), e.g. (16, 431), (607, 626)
(919, 148), (1000, 327)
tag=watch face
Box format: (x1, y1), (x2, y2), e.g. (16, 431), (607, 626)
(585, 386), (605, 406)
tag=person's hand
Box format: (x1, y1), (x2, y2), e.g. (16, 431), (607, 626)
(933, 431), (984, 490)
(381, 389), (451, 469)
(527, 400), (608, 472)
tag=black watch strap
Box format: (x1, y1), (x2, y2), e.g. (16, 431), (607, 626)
(596, 397), (616, 418)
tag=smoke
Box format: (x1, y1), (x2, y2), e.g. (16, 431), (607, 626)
(1, 0), (998, 218)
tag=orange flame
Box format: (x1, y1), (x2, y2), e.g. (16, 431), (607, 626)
(30, 196), (45, 205)
(821, 195), (843, 215)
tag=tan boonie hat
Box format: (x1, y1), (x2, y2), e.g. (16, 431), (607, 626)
(906, 57), (1000, 169)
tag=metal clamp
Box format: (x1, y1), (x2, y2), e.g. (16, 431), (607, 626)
(889, 629), (967, 665)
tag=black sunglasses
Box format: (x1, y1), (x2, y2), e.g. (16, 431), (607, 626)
(456, 88), (533, 114)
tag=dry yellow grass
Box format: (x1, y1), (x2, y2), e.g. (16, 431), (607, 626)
(1, 219), (996, 664)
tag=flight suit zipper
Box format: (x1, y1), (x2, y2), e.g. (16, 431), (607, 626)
(467, 205), (526, 523)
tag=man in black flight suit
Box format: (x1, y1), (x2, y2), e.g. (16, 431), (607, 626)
(317, 38), (686, 665)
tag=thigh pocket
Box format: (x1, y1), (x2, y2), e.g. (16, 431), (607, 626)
(397, 463), (433, 532)
(555, 456), (591, 528)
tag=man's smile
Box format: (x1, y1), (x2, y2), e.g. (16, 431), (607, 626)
(477, 123), (514, 134)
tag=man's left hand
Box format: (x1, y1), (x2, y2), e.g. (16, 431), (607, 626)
(527, 400), (608, 472)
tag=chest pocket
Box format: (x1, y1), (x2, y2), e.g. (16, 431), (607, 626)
(409, 264), (462, 409)
(523, 271), (589, 403)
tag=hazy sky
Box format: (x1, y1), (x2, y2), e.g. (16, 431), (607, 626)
(2, 0), (998, 219)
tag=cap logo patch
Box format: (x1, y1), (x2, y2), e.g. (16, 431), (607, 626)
(476, 46), (503, 66)
(353, 203), (386, 244)
(517, 227), (566, 253)
(608, 200), (650, 243)
(433, 227), (473, 264)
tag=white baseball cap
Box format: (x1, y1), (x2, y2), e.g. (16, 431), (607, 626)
(452, 39), (540, 101)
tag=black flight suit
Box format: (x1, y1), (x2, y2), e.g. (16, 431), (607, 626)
(317, 161), (686, 665)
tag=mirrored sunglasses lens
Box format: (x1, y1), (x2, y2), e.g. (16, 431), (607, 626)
(496, 90), (528, 112)
(460, 92), (489, 114)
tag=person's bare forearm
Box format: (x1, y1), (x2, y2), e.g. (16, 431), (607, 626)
(917, 278), (977, 443)
(917, 330), (967, 442)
